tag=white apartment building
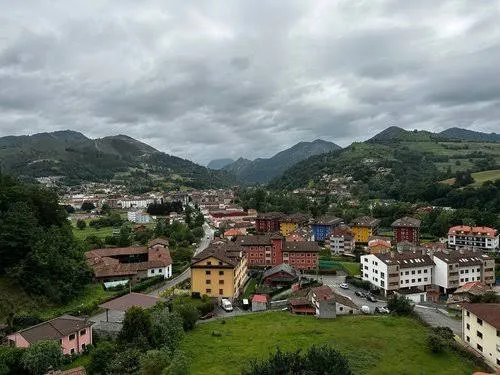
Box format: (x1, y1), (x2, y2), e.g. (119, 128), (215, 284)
(127, 210), (151, 224)
(462, 303), (500, 370)
(448, 226), (499, 251)
(433, 250), (495, 293)
(361, 252), (434, 296)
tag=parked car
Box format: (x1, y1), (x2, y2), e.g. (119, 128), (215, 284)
(361, 305), (371, 314)
(379, 306), (390, 314)
(355, 290), (363, 297)
(221, 298), (233, 312)
(340, 283), (349, 289)
(367, 295), (377, 303)
(200, 312), (216, 320)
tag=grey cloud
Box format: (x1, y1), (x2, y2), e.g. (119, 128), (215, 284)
(0, 0), (499, 164)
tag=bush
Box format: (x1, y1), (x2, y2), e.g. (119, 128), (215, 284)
(427, 334), (445, 353)
(198, 300), (215, 316)
(346, 277), (371, 291)
(387, 295), (414, 316)
(176, 304), (199, 331)
(211, 330), (221, 337)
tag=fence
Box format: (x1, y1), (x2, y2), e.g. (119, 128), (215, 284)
(269, 300), (289, 310)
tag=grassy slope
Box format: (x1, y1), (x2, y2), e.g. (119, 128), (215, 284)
(181, 312), (481, 375)
(441, 169), (500, 186)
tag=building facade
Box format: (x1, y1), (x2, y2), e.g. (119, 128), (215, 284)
(392, 217), (421, 244)
(350, 216), (380, 244)
(255, 212), (284, 233)
(462, 303), (500, 370)
(448, 226), (499, 251)
(326, 226), (355, 255)
(311, 216), (343, 241)
(7, 315), (93, 355)
(433, 250), (495, 293)
(190, 244), (247, 300)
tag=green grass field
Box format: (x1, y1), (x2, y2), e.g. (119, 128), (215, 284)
(181, 312), (482, 375)
(72, 223), (115, 241)
(340, 262), (361, 276)
(441, 169), (500, 186)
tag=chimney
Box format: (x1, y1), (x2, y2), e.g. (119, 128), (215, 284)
(390, 251), (395, 258)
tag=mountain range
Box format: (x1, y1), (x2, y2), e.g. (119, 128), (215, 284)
(0, 130), (233, 191)
(219, 139), (341, 183)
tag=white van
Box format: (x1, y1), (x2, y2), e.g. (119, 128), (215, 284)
(361, 305), (371, 314)
(221, 298), (233, 312)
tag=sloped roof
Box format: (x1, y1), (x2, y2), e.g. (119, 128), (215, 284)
(392, 217), (421, 228)
(311, 215), (343, 226)
(448, 226), (497, 238)
(331, 292), (359, 310)
(454, 282), (491, 296)
(12, 315), (92, 345)
(99, 293), (160, 311)
(284, 241), (320, 253)
(236, 234), (273, 246)
(433, 250), (492, 265)
(350, 216), (380, 227)
(311, 285), (333, 300)
(252, 294), (268, 303)
(148, 237), (170, 247)
(263, 263), (298, 279)
(191, 245), (238, 267)
(374, 252), (434, 268)
(462, 303), (500, 330)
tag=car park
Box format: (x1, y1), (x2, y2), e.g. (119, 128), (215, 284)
(367, 295), (377, 302)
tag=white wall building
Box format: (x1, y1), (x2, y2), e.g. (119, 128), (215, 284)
(361, 252), (434, 296)
(462, 303), (500, 370)
(433, 250), (495, 293)
(127, 210), (151, 224)
(448, 226), (499, 251)
(147, 264), (172, 279)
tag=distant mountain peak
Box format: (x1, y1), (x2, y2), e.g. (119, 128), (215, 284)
(439, 127), (500, 142)
(207, 158), (235, 170)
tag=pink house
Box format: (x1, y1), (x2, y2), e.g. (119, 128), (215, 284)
(7, 315), (93, 355)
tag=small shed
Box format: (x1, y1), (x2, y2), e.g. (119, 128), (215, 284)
(395, 288), (426, 304)
(251, 294), (268, 312)
(98, 292), (161, 323)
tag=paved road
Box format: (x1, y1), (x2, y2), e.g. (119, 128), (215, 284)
(90, 223), (214, 326)
(414, 305), (462, 336)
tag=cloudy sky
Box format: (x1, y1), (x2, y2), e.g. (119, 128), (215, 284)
(1, 1), (500, 165)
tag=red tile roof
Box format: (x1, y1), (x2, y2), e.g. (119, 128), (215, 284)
(252, 294), (268, 303)
(448, 226), (497, 238)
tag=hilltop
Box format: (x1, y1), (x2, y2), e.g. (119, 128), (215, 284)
(270, 127), (500, 200)
(0, 130), (234, 191)
(223, 139), (341, 183)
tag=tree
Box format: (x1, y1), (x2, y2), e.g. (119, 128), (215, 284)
(107, 348), (141, 375)
(387, 295), (414, 316)
(0, 346), (26, 375)
(140, 349), (171, 375)
(427, 334), (445, 354)
(76, 219), (87, 230)
(81, 201), (96, 212)
(87, 341), (116, 375)
(162, 351), (189, 375)
(176, 304), (199, 331)
(150, 308), (184, 351)
(302, 345), (353, 374)
(118, 306), (152, 349)
(21, 340), (63, 375)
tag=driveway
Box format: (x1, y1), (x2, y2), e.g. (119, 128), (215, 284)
(414, 305), (462, 336)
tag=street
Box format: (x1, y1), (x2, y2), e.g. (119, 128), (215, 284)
(90, 223), (214, 326)
(414, 305), (462, 336)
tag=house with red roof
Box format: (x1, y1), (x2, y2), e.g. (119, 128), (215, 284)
(251, 294), (268, 312)
(448, 225), (499, 251)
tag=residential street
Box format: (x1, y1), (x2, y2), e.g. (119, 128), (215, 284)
(414, 305), (462, 336)
(90, 223), (214, 326)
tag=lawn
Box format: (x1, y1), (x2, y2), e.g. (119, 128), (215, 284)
(72, 224), (115, 241)
(440, 169), (500, 186)
(340, 262), (361, 276)
(181, 312), (482, 375)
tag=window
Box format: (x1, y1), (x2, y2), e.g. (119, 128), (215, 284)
(365, 266), (368, 270)
(497, 359), (500, 366)
(205, 270), (211, 275)
(424, 269), (428, 273)
(424, 278), (428, 282)
(339, 306), (343, 311)
(207, 261), (211, 265)
(466, 311), (470, 317)
(151, 269), (155, 274)
(80, 329), (86, 336)
(159, 268), (163, 273)
(477, 344), (483, 352)
(70, 348), (75, 355)
(477, 318), (483, 325)
(418, 278), (421, 282)
(418, 270), (421, 274)
(81, 344), (86, 350)
(477, 331), (483, 339)
(206, 280), (211, 284)
(206, 288), (211, 293)
(411, 279), (415, 283)
(405, 271), (409, 275)
(466, 336), (470, 342)
(466, 323), (470, 330)
(219, 280), (224, 285)
(411, 270), (415, 275)
(380, 272), (385, 278)
(405, 280), (409, 284)
(69, 334), (75, 341)
(497, 330), (500, 337)
(219, 271), (224, 275)
(219, 289), (224, 295)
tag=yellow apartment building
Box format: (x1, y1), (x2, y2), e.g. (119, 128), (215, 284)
(350, 216), (380, 243)
(191, 244), (247, 300)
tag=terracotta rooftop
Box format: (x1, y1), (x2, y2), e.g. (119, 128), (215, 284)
(311, 285), (334, 300)
(47, 367), (87, 375)
(9, 315), (92, 345)
(462, 303), (500, 330)
(391, 217), (421, 228)
(256, 212), (286, 220)
(252, 294), (268, 303)
(148, 237), (169, 247)
(99, 293), (161, 311)
(448, 226), (497, 238)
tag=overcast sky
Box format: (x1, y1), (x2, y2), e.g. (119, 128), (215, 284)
(1, 1), (500, 165)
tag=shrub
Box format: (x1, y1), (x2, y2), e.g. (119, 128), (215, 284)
(387, 295), (414, 316)
(198, 300), (215, 316)
(427, 334), (445, 353)
(212, 330), (221, 337)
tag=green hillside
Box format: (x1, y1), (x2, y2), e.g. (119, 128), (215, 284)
(0, 130), (234, 191)
(270, 127), (500, 202)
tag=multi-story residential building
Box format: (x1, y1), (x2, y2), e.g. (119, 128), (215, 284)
(279, 213), (309, 236)
(7, 315), (93, 355)
(368, 236), (392, 254)
(311, 215), (343, 241)
(448, 226), (499, 251)
(350, 216), (380, 244)
(190, 243), (247, 300)
(462, 303), (500, 370)
(433, 250), (495, 293)
(326, 226), (355, 255)
(237, 234), (320, 270)
(127, 210), (151, 224)
(85, 238), (172, 283)
(392, 217), (421, 244)
(255, 212), (285, 233)
(361, 252), (434, 297)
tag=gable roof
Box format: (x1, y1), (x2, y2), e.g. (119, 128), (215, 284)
(331, 292), (359, 310)
(350, 216), (380, 227)
(98, 292), (160, 311)
(191, 244), (238, 267)
(391, 217), (421, 228)
(284, 241), (320, 253)
(462, 303), (500, 330)
(433, 250), (492, 265)
(454, 282), (492, 296)
(448, 226), (497, 238)
(12, 315), (92, 345)
(236, 234), (273, 246)
(252, 294), (268, 303)
(311, 285), (334, 300)
(148, 237), (170, 247)
(373, 252), (435, 268)
(311, 215), (343, 226)
(263, 263), (298, 279)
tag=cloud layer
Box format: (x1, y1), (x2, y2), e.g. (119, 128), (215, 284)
(1, 0), (500, 164)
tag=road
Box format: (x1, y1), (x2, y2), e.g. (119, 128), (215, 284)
(90, 223), (214, 326)
(414, 305), (462, 336)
